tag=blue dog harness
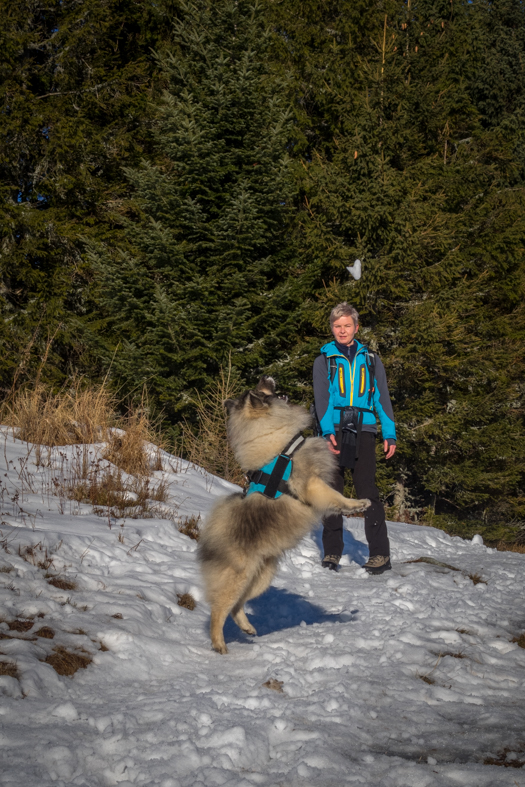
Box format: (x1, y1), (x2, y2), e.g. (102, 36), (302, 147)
(244, 433), (305, 499)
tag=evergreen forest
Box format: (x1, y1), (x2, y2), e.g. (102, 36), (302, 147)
(1, 0), (524, 541)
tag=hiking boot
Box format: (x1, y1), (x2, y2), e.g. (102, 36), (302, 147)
(363, 555), (391, 575)
(321, 555), (341, 571)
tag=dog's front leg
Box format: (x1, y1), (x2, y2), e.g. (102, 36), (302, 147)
(305, 477), (371, 516)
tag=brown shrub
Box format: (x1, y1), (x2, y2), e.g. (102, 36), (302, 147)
(178, 514), (201, 541)
(177, 593), (196, 610)
(44, 646), (92, 676)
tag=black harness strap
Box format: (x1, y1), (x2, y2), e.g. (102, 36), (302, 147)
(245, 433), (305, 500)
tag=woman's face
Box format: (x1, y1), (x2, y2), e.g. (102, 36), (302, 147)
(331, 315), (359, 346)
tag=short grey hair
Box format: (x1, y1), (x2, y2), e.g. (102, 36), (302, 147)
(329, 302), (359, 328)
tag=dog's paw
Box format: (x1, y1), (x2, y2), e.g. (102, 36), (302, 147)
(341, 498), (371, 515)
(212, 641), (229, 655)
(242, 624), (257, 637)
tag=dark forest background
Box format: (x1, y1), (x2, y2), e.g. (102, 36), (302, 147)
(1, 0), (524, 541)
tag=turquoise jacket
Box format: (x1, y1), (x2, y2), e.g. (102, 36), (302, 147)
(313, 340), (396, 440)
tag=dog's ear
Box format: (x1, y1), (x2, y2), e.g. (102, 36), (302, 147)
(223, 398), (237, 414)
(248, 391), (267, 410)
(255, 376), (276, 396)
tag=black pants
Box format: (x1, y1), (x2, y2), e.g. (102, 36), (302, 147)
(322, 431), (390, 558)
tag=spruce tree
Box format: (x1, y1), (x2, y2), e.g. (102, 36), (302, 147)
(271, 0), (525, 528)
(0, 0), (172, 391)
(87, 0), (295, 428)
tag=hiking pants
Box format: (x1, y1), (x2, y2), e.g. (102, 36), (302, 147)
(322, 431), (390, 558)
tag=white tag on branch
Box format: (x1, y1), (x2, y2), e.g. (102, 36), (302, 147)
(346, 259), (361, 280)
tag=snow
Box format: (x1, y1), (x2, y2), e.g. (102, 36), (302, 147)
(0, 426), (524, 786)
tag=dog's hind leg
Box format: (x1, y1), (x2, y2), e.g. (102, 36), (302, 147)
(209, 565), (251, 655)
(305, 477), (371, 516)
(231, 557), (279, 636)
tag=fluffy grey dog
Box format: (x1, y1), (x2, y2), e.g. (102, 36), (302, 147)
(198, 376), (370, 654)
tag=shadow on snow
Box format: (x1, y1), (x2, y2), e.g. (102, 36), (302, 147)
(222, 586), (360, 646)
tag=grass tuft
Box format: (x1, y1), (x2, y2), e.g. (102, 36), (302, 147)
(468, 573), (487, 585)
(64, 462), (170, 521)
(178, 514), (201, 541)
(263, 678), (284, 693)
(103, 409), (164, 476)
(418, 673), (436, 685)
(18, 543), (54, 571)
(46, 576), (77, 591)
(2, 381), (115, 446)
(483, 747), (525, 768)
(0, 660), (19, 679)
(177, 593), (196, 610)
(511, 633), (525, 649)
(43, 646), (92, 676)
(180, 365), (244, 484)
(35, 626), (55, 639)
(7, 620), (34, 633)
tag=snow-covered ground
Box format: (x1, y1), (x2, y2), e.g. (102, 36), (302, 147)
(0, 426), (524, 787)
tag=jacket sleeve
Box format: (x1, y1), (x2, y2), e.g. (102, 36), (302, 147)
(372, 355), (396, 440)
(313, 355), (334, 437)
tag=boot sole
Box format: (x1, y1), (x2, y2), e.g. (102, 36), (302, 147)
(364, 562), (392, 575)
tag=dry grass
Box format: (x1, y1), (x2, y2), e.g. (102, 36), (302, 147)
(35, 626), (55, 639)
(512, 633), (525, 649)
(177, 593), (196, 610)
(0, 660), (19, 679)
(178, 514), (201, 541)
(438, 651), (466, 659)
(494, 541), (525, 554)
(263, 678), (284, 693)
(103, 409), (165, 477)
(61, 459), (171, 521)
(181, 365), (244, 484)
(468, 573), (487, 585)
(43, 646), (92, 676)
(484, 746), (525, 768)
(46, 575), (77, 591)
(2, 381), (115, 446)
(3, 380), (165, 479)
(7, 619), (34, 633)
(418, 673), (436, 685)
(18, 543), (55, 571)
